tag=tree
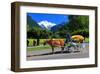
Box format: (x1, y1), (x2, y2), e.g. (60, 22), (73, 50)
(32, 28), (42, 46)
(56, 15), (89, 38)
(27, 27), (53, 45)
(58, 15), (89, 37)
(67, 15), (89, 32)
(40, 29), (52, 39)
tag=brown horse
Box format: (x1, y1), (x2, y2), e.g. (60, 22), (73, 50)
(46, 39), (65, 54)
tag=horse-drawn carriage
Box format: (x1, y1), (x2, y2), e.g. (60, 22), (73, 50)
(46, 35), (85, 54)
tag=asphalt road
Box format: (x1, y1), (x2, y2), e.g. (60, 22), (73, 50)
(27, 43), (89, 60)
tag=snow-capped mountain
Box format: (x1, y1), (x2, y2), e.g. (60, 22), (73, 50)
(38, 20), (56, 30)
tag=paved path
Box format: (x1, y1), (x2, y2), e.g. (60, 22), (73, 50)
(27, 43), (89, 60)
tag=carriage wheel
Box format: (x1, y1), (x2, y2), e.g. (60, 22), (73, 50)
(68, 46), (75, 53)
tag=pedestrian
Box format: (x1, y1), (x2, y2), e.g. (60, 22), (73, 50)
(65, 32), (72, 43)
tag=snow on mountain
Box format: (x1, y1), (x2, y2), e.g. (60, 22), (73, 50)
(38, 20), (56, 30)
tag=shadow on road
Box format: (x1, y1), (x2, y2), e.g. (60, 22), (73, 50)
(27, 50), (80, 57)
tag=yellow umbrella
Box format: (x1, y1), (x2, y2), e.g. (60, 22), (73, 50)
(71, 35), (84, 43)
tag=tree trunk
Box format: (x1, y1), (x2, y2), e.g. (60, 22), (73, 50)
(37, 38), (40, 46)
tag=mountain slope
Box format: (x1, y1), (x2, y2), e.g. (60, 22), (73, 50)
(51, 22), (67, 32)
(27, 15), (41, 28)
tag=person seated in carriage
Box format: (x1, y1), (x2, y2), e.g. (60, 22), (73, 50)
(65, 33), (85, 52)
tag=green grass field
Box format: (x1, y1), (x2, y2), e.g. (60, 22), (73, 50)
(85, 38), (89, 42)
(27, 39), (46, 46)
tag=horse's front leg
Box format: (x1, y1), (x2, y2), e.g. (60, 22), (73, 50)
(61, 47), (64, 53)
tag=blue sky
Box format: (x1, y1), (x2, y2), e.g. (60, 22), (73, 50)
(27, 13), (69, 25)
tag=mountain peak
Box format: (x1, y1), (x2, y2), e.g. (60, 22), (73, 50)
(38, 20), (56, 30)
